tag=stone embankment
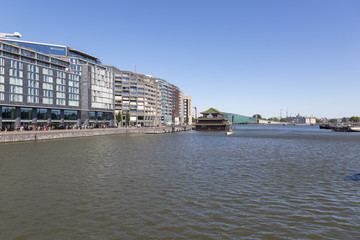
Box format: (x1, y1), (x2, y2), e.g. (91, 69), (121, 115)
(0, 126), (192, 143)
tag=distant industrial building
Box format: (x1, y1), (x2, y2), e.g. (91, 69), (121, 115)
(286, 115), (316, 125)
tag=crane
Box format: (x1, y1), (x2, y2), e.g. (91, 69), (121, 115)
(0, 32), (22, 39)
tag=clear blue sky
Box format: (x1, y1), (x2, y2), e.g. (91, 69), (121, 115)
(2, 0), (360, 118)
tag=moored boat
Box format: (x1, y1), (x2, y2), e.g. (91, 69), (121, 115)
(350, 126), (360, 132)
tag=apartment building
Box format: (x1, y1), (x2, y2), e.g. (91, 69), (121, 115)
(183, 95), (192, 124)
(111, 67), (161, 127)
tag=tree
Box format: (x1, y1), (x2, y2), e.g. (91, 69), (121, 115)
(350, 116), (360, 122)
(268, 117), (279, 122)
(116, 111), (122, 127)
(126, 111), (130, 127)
(253, 114), (262, 119)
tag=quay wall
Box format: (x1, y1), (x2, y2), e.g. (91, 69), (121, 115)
(0, 126), (192, 143)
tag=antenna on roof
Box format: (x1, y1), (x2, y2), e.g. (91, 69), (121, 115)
(135, 65), (137, 73)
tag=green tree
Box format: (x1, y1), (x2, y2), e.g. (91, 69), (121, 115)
(268, 117), (279, 122)
(126, 111), (130, 127)
(253, 114), (262, 119)
(350, 116), (360, 122)
(329, 119), (336, 123)
(116, 111), (122, 127)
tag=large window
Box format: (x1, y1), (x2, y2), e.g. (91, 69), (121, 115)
(97, 112), (103, 120)
(20, 108), (32, 120)
(89, 112), (95, 120)
(2, 106), (16, 119)
(51, 109), (60, 120)
(37, 109), (47, 120)
(64, 110), (77, 120)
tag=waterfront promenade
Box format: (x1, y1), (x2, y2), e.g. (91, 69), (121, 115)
(0, 126), (192, 143)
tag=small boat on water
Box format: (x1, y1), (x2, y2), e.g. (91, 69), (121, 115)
(350, 126), (360, 132)
(226, 129), (233, 135)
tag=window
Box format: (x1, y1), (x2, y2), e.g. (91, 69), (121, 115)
(2, 106), (16, 119)
(10, 60), (23, 69)
(43, 82), (53, 90)
(69, 100), (79, 106)
(27, 64), (39, 73)
(27, 72), (39, 80)
(64, 110), (77, 120)
(43, 97), (53, 104)
(37, 109), (47, 120)
(43, 90), (53, 97)
(43, 68), (53, 75)
(51, 109), (60, 120)
(9, 69), (23, 78)
(22, 49), (35, 58)
(56, 99), (65, 105)
(10, 94), (23, 102)
(43, 75), (53, 83)
(28, 80), (39, 88)
(27, 96), (39, 103)
(10, 85), (23, 94)
(20, 108), (33, 120)
(56, 92), (65, 99)
(89, 112), (95, 120)
(27, 88), (39, 95)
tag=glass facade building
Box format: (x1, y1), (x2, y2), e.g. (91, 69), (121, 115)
(3, 39), (115, 128)
(0, 39), (114, 129)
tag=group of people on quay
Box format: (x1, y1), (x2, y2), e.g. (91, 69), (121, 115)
(0, 125), (110, 132)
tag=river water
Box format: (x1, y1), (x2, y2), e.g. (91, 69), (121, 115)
(1, 125), (360, 239)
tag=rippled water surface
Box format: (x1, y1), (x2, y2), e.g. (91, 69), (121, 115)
(1, 125), (360, 239)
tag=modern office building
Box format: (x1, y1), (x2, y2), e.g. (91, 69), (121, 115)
(0, 40), (83, 129)
(183, 95), (192, 124)
(2, 37), (115, 127)
(111, 67), (161, 127)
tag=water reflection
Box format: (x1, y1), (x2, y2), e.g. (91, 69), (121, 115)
(1, 126), (360, 239)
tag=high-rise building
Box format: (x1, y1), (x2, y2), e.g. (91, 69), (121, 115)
(111, 67), (161, 127)
(2, 38), (115, 127)
(155, 78), (172, 125)
(156, 78), (185, 126)
(183, 95), (192, 124)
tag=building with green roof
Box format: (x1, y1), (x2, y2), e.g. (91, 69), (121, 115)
(194, 108), (230, 131)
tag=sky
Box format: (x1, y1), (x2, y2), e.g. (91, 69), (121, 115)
(1, 0), (360, 119)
